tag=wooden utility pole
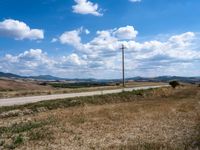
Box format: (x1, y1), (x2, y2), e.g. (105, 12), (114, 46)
(121, 44), (125, 87)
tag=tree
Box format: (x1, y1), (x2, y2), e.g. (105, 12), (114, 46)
(169, 81), (180, 89)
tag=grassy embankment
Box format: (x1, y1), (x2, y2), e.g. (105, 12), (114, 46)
(0, 85), (200, 149)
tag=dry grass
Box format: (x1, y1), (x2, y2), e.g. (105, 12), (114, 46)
(0, 78), (52, 91)
(0, 85), (200, 149)
(0, 78), (165, 98)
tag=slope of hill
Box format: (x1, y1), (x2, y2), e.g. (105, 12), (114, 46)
(128, 76), (200, 83)
(0, 85), (199, 149)
(0, 71), (199, 83)
(0, 72), (64, 81)
(0, 72), (22, 78)
(0, 78), (53, 91)
(28, 75), (64, 81)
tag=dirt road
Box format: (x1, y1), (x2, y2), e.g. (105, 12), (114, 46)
(0, 85), (169, 107)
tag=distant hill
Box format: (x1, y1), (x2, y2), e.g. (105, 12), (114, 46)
(0, 72), (22, 78)
(0, 71), (199, 83)
(28, 75), (64, 81)
(0, 72), (63, 81)
(127, 76), (200, 83)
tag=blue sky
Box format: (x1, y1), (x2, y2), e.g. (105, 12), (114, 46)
(0, 0), (200, 78)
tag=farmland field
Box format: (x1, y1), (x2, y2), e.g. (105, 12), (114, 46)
(0, 85), (200, 149)
(0, 78), (165, 98)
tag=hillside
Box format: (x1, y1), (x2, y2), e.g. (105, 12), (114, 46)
(0, 78), (53, 91)
(0, 85), (199, 149)
(0, 71), (200, 83)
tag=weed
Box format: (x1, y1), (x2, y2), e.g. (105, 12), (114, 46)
(0, 140), (5, 146)
(29, 127), (53, 141)
(0, 117), (56, 149)
(13, 134), (23, 145)
(70, 115), (86, 125)
(132, 90), (144, 96)
(0, 117), (55, 135)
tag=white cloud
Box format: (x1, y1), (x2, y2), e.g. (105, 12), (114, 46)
(114, 26), (138, 40)
(2, 49), (55, 75)
(0, 19), (44, 40)
(5, 49), (54, 68)
(168, 32), (195, 47)
(1, 26), (200, 78)
(85, 29), (90, 34)
(59, 29), (82, 47)
(129, 0), (142, 3)
(51, 38), (58, 43)
(72, 0), (103, 16)
(57, 26), (200, 78)
(62, 53), (87, 66)
(1, 49), (89, 77)
(58, 27), (90, 47)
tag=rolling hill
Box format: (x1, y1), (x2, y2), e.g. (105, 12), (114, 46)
(0, 71), (199, 83)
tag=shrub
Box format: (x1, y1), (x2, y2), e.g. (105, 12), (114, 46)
(116, 83), (120, 86)
(39, 82), (47, 86)
(13, 134), (23, 145)
(169, 81), (180, 89)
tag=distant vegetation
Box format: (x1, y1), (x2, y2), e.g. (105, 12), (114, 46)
(0, 71), (200, 84)
(169, 81), (180, 89)
(49, 82), (111, 88)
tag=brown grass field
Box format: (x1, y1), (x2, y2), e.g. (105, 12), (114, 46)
(0, 85), (200, 149)
(0, 78), (165, 98)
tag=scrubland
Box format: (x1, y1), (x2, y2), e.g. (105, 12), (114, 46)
(0, 79), (164, 98)
(0, 85), (200, 149)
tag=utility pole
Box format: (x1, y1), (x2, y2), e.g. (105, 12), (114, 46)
(120, 44), (125, 87)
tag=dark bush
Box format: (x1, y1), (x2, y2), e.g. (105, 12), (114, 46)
(169, 81), (180, 89)
(39, 82), (47, 86)
(116, 83), (120, 86)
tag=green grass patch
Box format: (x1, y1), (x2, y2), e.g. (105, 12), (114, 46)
(13, 134), (24, 145)
(49, 82), (110, 88)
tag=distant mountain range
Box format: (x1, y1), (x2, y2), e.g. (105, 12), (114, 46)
(127, 76), (200, 83)
(0, 72), (22, 78)
(0, 72), (63, 81)
(0, 71), (200, 83)
(0, 72), (96, 82)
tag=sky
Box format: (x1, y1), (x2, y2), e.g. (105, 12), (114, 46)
(0, 0), (200, 79)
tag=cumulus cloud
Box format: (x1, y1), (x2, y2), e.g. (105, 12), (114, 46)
(51, 38), (58, 43)
(72, 0), (103, 16)
(4, 49), (54, 68)
(1, 26), (200, 78)
(1, 49), (55, 75)
(62, 53), (87, 66)
(1, 49), (90, 78)
(114, 26), (138, 40)
(85, 29), (90, 34)
(59, 27), (90, 47)
(0, 19), (44, 40)
(56, 26), (200, 78)
(59, 29), (82, 47)
(168, 32), (195, 47)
